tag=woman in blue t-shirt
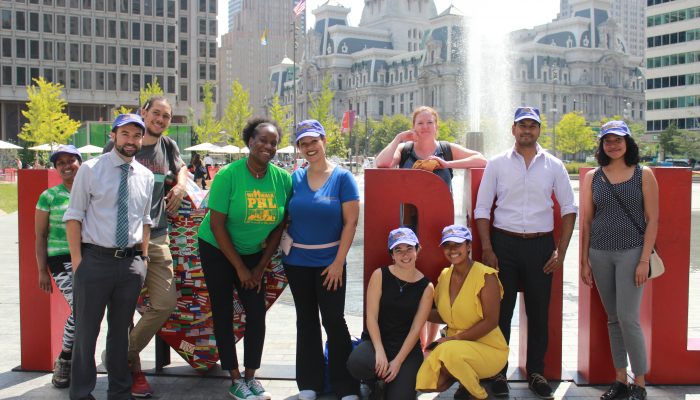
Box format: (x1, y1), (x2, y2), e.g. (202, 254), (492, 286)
(283, 119), (361, 400)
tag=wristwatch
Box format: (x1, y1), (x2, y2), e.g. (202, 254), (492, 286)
(141, 255), (151, 262)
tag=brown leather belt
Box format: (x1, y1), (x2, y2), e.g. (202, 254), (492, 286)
(492, 227), (553, 239)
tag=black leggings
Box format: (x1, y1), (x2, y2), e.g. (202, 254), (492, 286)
(347, 340), (423, 400)
(198, 239), (266, 371)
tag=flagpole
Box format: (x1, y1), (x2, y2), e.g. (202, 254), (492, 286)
(292, 0), (305, 140)
(293, 16), (297, 136)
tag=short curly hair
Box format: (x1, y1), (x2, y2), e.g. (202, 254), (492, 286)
(242, 117), (281, 145)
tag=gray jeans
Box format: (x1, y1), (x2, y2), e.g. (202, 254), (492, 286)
(589, 247), (648, 376)
(70, 246), (146, 400)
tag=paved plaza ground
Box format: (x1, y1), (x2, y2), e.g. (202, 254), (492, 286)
(1, 175), (699, 399)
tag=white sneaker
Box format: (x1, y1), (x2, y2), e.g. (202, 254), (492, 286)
(340, 395), (359, 400)
(298, 389), (317, 400)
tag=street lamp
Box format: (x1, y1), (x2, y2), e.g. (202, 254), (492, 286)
(551, 69), (559, 157)
(551, 107), (558, 157)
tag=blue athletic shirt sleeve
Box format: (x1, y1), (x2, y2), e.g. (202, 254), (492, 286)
(283, 166), (359, 267)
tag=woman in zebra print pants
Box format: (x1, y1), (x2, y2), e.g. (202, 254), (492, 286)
(34, 145), (82, 389)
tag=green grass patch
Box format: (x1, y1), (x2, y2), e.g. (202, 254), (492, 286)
(565, 162), (597, 175)
(0, 184), (18, 213)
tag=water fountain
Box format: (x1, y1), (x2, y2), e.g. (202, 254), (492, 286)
(461, 7), (516, 157)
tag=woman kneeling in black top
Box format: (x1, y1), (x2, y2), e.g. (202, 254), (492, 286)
(346, 227), (434, 399)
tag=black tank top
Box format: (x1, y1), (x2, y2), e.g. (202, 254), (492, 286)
(373, 266), (430, 359)
(590, 165), (646, 251)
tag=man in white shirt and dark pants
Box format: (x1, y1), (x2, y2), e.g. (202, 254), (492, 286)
(475, 107), (577, 399)
(64, 114), (154, 400)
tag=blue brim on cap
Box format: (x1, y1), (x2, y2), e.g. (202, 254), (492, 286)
(440, 236), (469, 246)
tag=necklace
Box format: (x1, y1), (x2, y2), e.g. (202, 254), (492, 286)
(395, 275), (410, 293)
(246, 158), (267, 179)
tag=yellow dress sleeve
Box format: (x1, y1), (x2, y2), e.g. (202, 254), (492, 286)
(471, 262), (504, 320)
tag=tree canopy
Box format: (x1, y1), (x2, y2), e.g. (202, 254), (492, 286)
(268, 93), (292, 147)
(308, 74), (347, 157)
(19, 77), (81, 147)
(555, 112), (596, 156)
(220, 80), (252, 147)
(191, 82), (222, 144)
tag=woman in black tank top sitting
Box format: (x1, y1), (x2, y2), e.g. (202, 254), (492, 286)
(346, 227), (434, 399)
(580, 120), (659, 400)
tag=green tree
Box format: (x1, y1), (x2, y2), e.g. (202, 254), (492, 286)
(113, 105), (133, 118)
(555, 112), (596, 157)
(437, 118), (463, 143)
(369, 114), (412, 154)
(221, 80), (252, 147)
(268, 93), (293, 147)
(140, 78), (164, 106)
(111, 81), (164, 119)
(538, 114), (551, 149)
(19, 77), (81, 147)
(191, 82), (222, 144)
(671, 128), (700, 160)
(659, 122), (680, 158)
(308, 74), (347, 157)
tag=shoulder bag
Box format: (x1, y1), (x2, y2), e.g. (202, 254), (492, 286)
(599, 169), (664, 279)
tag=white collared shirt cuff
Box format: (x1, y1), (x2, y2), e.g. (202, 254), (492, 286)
(560, 206), (579, 217)
(62, 209), (85, 223)
(473, 209), (492, 220)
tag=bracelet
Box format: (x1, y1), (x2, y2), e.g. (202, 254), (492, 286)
(639, 259), (649, 263)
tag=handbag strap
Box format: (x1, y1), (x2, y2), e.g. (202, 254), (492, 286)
(598, 168), (645, 236)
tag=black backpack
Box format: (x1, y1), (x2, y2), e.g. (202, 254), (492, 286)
(399, 140), (454, 178)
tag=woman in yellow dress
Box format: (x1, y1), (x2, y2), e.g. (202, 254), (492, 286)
(416, 224), (509, 399)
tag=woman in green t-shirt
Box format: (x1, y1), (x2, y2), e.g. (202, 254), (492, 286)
(198, 117), (292, 400)
(34, 145), (82, 389)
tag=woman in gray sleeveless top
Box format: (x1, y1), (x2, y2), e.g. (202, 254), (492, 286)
(580, 121), (659, 400)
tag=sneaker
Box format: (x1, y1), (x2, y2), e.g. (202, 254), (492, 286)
(340, 396), (360, 400)
(247, 378), (271, 399)
(298, 389), (317, 400)
(628, 384), (647, 400)
(51, 357), (71, 388)
(369, 380), (385, 400)
(528, 373), (554, 399)
(131, 371), (153, 398)
(228, 379), (256, 400)
(453, 384), (471, 399)
(491, 373), (509, 397)
(600, 381), (629, 400)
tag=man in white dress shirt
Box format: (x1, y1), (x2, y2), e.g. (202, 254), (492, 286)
(64, 114), (154, 400)
(474, 107), (577, 399)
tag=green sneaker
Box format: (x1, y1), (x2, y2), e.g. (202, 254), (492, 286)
(247, 378), (271, 399)
(228, 379), (256, 400)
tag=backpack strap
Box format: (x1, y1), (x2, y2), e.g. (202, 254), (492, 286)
(438, 140), (453, 161)
(399, 141), (415, 167)
(438, 141), (454, 178)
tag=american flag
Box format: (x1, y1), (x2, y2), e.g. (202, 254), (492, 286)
(293, 0), (305, 16)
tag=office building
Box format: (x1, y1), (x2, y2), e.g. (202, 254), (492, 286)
(0, 0), (217, 141)
(218, 0), (297, 116)
(645, 0), (700, 133)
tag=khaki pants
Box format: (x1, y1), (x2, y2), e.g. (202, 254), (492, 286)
(127, 234), (177, 369)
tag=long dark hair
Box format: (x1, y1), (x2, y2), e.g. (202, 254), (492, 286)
(191, 153), (202, 167)
(595, 135), (640, 166)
